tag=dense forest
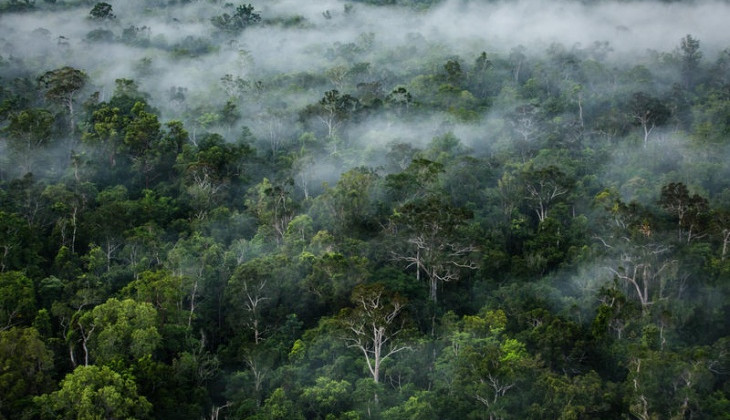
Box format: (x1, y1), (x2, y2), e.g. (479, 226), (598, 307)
(1, 0), (730, 418)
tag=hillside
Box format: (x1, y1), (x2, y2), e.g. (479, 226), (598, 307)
(1, 0), (730, 418)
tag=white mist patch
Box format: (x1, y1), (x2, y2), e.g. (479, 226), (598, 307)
(419, 0), (730, 56)
(2, 0), (728, 163)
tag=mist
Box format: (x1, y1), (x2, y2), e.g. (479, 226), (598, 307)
(2, 0), (730, 418)
(1, 0), (726, 204)
(3, 0), (728, 112)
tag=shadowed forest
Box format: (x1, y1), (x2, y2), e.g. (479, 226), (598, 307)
(1, 0), (730, 418)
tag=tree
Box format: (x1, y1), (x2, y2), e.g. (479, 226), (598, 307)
(41, 183), (95, 254)
(251, 388), (303, 420)
(0, 327), (54, 419)
(507, 104), (543, 162)
(124, 102), (164, 188)
(77, 297), (161, 366)
(0, 211), (42, 274)
(166, 233), (225, 330)
(0, 271), (35, 331)
(390, 196), (477, 303)
(471, 51), (493, 96)
(608, 242), (676, 315)
(316, 166), (380, 236)
(659, 182), (709, 243)
(245, 178), (295, 243)
(301, 377), (353, 419)
(303, 89), (361, 144)
(531, 370), (615, 419)
(385, 158), (444, 205)
(226, 259), (273, 345)
(444, 309), (537, 420)
(89, 2), (115, 20)
(628, 92), (670, 147)
(211, 3), (261, 33)
(35, 365), (152, 420)
(443, 59), (464, 86)
(5, 108), (54, 175)
(521, 165), (572, 223)
(221, 100), (241, 136)
(304, 251), (369, 308)
(385, 86), (413, 115)
(339, 283), (410, 384)
(509, 45), (527, 83)
(37, 67), (88, 135)
(176, 134), (252, 220)
(626, 349), (714, 420)
(679, 34), (702, 90)
(82, 104), (125, 168)
(711, 209), (730, 261)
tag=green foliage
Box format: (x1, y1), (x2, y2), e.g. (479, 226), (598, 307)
(253, 387), (304, 420)
(0, 7), (729, 419)
(0, 212), (42, 273)
(37, 66), (87, 131)
(35, 365), (152, 420)
(211, 4), (261, 33)
(0, 327), (54, 419)
(0, 271), (35, 329)
(81, 297), (161, 366)
(89, 2), (115, 20)
(301, 377), (353, 418)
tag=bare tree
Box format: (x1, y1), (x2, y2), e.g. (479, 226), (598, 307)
(303, 90), (360, 145)
(521, 166), (571, 223)
(628, 92), (670, 147)
(660, 182), (709, 243)
(241, 277), (269, 345)
(607, 243), (676, 315)
(339, 283), (410, 384)
(38, 66), (88, 135)
(390, 197), (477, 303)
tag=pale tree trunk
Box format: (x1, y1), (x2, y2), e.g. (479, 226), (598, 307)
(188, 279), (198, 328)
(77, 321), (95, 366)
(243, 279), (269, 344)
(344, 287), (409, 384)
(722, 229), (730, 260)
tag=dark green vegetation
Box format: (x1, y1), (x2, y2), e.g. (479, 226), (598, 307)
(1, 0), (730, 418)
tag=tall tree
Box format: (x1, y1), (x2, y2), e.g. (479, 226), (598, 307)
(5, 108), (54, 175)
(303, 89), (360, 145)
(0, 327), (54, 419)
(88, 2), (115, 20)
(35, 365), (152, 420)
(628, 92), (670, 147)
(390, 197), (477, 303)
(37, 67), (88, 135)
(245, 178), (295, 243)
(123, 102), (163, 188)
(211, 3), (261, 33)
(339, 283), (410, 384)
(521, 165), (572, 223)
(0, 271), (35, 331)
(659, 182), (709, 243)
(679, 34), (702, 90)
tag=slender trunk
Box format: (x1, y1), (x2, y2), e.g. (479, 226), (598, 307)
(67, 94), (76, 135)
(642, 121), (654, 148)
(577, 94), (584, 128)
(71, 207), (77, 253)
(69, 343), (77, 368)
(188, 280), (198, 328)
(78, 323), (94, 366)
(429, 275), (437, 303)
